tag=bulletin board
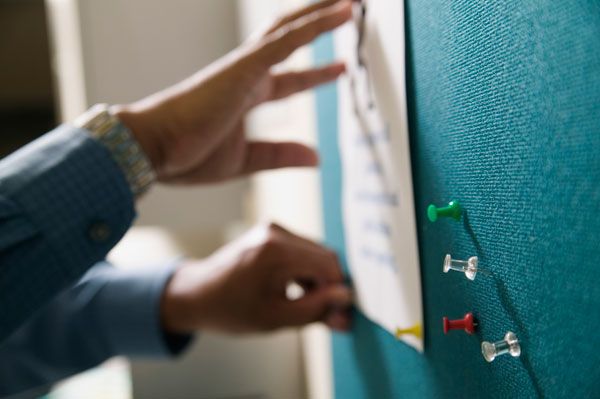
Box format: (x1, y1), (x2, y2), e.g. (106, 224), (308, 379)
(314, 1), (600, 397)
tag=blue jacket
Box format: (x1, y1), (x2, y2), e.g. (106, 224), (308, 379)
(0, 126), (190, 397)
(0, 261), (191, 398)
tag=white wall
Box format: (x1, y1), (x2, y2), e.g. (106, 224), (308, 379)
(46, 1), (310, 398)
(47, 0), (246, 232)
(236, 1), (333, 398)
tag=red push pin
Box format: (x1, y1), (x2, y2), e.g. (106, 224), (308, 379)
(443, 312), (477, 335)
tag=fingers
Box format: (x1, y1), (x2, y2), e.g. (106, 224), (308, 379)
(274, 284), (353, 328)
(271, 224), (342, 270)
(239, 223), (352, 332)
(256, 1), (352, 66)
(261, 223), (344, 284)
(269, 62), (346, 101)
(278, 239), (344, 284)
(324, 309), (352, 331)
(264, 0), (342, 36)
(278, 229), (344, 285)
(242, 141), (319, 174)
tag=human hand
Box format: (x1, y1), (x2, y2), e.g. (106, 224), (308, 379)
(113, 0), (352, 184)
(160, 223), (353, 334)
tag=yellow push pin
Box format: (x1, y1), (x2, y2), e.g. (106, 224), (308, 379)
(394, 323), (422, 339)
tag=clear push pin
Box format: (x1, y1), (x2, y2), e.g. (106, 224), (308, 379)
(481, 331), (521, 362)
(443, 254), (478, 280)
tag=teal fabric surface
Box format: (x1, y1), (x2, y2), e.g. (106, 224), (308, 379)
(314, 1), (600, 398)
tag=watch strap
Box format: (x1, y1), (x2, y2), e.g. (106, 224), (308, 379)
(74, 104), (156, 197)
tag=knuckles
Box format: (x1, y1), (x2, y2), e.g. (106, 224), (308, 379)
(260, 223), (285, 254)
(248, 222), (286, 262)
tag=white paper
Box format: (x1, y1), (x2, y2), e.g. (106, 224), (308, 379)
(335, 0), (423, 351)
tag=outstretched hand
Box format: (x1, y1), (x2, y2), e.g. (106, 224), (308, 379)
(114, 0), (352, 184)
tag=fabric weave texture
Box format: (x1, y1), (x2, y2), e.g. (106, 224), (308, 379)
(0, 125), (135, 342)
(315, 1), (600, 397)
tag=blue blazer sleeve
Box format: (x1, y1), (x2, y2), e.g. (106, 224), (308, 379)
(0, 125), (136, 342)
(0, 261), (193, 398)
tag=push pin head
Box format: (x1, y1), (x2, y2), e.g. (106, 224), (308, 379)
(443, 254), (478, 280)
(443, 312), (477, 335)
(481, 331), (521, 362)
(394, 324), (422, 339)
(427, 200), (462, 222)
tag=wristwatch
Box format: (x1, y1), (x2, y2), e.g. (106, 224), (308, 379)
(74, 104), (156, 197)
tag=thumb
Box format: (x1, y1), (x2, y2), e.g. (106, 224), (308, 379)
(243, 141), (319, 174)
(275, 284), (353, 327)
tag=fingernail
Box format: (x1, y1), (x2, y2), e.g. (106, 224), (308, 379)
(331, 62), (347, 74)
(330, 285), (353, 306)
(326, 311), (351, 331)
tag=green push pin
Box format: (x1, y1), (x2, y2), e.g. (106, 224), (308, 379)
(427, 200), (462, 222)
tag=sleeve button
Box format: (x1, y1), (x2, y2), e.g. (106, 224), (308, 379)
(88, 222), (112, 243)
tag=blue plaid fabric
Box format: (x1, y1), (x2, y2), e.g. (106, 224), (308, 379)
(0, 260), (192, 398)
(0, 125), (135, 342)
